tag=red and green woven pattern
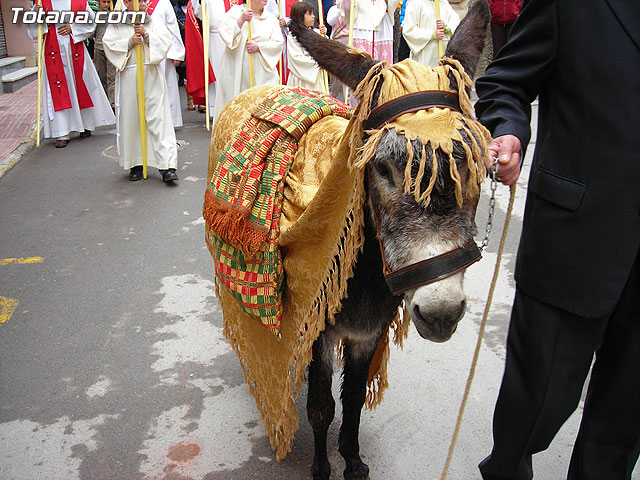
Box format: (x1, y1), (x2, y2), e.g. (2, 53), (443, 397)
(203, 87), (352, 338)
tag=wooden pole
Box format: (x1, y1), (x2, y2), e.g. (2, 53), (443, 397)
(133, 0), (148, 178)
(434, 0), (444, 59)
(202, 0), (210, 130)
(36, 0), (43, 147)
(247, 0), (255, 87)
(316, 0), (329, 94)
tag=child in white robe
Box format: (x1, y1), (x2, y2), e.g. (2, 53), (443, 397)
(147, 0), (186, 128)
(103, 0), (179, 182)
(402, 0), (459, 67)
(213, 0), (283, 119)
(286, 1), (326, 92)
(191, 0), (228, 117)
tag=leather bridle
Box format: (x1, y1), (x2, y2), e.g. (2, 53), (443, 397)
(365, 90), (482, 296)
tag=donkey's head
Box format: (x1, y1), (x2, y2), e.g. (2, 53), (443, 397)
(289, 1), (491, 342)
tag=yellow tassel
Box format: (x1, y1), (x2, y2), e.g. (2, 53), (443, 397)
(418, 146), (438, 205)
(404, 138), (414, 194)
(413, 144), (427, 203)
(449, 153), (463, 207)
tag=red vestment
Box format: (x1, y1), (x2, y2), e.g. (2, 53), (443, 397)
(42, 0), (93, 111)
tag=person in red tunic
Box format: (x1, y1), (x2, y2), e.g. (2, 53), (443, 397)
(28, 0), (115, 148)
(487, 0), (523, 59)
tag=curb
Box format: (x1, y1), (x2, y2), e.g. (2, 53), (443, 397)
(0, 122), (39, 180)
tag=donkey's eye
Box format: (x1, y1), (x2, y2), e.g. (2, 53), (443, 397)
(374, 161), (391, 180)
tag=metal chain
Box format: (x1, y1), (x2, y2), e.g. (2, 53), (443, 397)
(479, 158), (499, 252)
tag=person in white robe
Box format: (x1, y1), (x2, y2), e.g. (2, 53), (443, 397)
(340, 0), (395, 106)
(402, 0), (459, 67)
(346, 0), (395, 64)
(264, 0), (280, 20)
(103, 0), (179, 182)
(148, 0), (186, 128)
(286, 1), (326, 92)
(191, 0), (228, 117)
(326, 0), (347, 100)
(213, 0), (283, 119)
(28, 0), (115, 148)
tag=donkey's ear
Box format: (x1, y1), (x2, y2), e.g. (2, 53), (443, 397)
(444, 0), (490, 79)
(287, 19), (378, 91)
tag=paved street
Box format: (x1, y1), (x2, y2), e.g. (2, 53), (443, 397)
(0, 97), (637, 480)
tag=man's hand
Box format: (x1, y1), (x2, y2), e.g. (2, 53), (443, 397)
(133, 24), (146, 35)
(172, 59), (181, 67)
(57, 24), (71, 35)
(319, 25), (327, 36)
(278, 16), (286, 28)
(246, 41), (259, 54)
(487, 134), (522, 186)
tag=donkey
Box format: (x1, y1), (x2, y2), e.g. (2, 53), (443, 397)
(285, 2), (491, 479)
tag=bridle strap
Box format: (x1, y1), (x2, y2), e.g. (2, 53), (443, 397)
(362, 91), (461, 131)
(369, 184), (481, 296)
(384, 241), (482, 296)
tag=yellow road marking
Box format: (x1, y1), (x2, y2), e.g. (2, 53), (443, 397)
(0, 296), (19, 324)
(0, 257), (44, 266)
(0, 257), (42, 324)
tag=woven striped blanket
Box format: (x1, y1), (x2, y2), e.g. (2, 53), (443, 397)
(203, 88), (352, 337)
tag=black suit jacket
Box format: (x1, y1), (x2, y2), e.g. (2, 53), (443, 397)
(475, 0), (640, 318)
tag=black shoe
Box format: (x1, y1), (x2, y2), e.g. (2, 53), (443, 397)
(161, 168), (179, 182)
(79, 130), (91, 138)
(129, 166), (143, 181)
(54, 139), (69, 148)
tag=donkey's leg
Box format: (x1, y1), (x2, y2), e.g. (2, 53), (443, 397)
(308, 334), (336, 480)
(339, 339), (377, 480)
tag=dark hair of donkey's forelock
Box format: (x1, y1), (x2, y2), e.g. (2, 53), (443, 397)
(290, 1), (314, 24)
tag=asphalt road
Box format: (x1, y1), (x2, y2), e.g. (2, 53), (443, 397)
(1, 99), (637, 480)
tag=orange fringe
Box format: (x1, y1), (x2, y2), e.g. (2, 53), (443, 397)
(203, 189), (269, 256)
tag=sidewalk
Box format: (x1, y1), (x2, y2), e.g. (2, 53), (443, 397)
(0, 81), (38, 179)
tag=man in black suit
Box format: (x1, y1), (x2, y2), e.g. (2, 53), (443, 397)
(474, 0), (640, 478)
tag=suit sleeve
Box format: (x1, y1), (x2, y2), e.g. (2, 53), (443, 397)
(475, 0), (557, 155)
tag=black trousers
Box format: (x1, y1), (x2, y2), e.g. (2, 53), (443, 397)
(479, 251), (640, 480)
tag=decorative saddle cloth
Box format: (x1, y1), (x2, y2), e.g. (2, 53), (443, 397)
(203, 88), (352, 338)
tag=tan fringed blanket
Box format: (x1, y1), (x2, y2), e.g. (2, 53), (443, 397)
(203, 87), (352, 336)
(205, 85), (408, 459)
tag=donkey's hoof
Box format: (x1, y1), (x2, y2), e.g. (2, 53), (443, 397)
(343, 461), (369, 480)
(312, 459), (331, 480)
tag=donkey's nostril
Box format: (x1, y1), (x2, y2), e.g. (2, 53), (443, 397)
(412, 304), (427, 324)
(457, 299), (467, 321)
